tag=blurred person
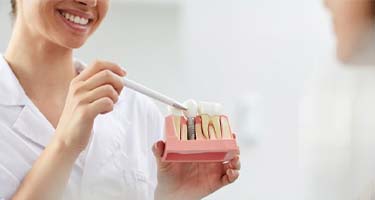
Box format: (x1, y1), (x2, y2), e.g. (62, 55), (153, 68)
(0, 0), (241, 200)
(300, 0), (375, 199)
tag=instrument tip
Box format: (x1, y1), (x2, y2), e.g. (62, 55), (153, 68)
(174, 104), (188, 111)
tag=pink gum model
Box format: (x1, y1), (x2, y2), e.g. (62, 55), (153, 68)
(162, 115), (240, 162)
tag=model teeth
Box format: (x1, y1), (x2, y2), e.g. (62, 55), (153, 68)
(61, 11), (89, 26)
(168, 100), (233, 140)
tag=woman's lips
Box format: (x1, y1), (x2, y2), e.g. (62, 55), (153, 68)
(56, 9), (93, 34)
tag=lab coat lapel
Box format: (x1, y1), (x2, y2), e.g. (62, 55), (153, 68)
(12, 104), (55, 148)
(0, 55), (27, 106)
(0, 55), (54, 148)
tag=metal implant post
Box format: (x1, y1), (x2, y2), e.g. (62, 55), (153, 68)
(183, 99), (198, 140)
(187, 117), (196, 140)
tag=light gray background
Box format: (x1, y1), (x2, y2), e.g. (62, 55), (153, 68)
(0, 0), (334, 199)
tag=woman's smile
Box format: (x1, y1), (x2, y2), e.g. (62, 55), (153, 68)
(56, 8), (94, 34)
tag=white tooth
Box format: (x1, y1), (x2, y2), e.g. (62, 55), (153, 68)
(195, 117), (206, 140)
(198, 102), (223, 140)
(80, 18), (86, 25)
(183, 99), (198, 118)
(168, 106), (183, 139)
(69, 15), (75, 22)
(212, 103), (224, 139)
(211, 115), (222, 139)
(200, 114), (210, 139)
(213, 103), (223, 115)
(74, 16), (80, 24)
(209, 125), (217, 140)
(198, 102), (215, 116)
(180, 118), (188, 141)
(220, 116), (233, 139)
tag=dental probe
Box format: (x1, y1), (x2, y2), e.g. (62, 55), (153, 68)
(122, 78), (188, 111)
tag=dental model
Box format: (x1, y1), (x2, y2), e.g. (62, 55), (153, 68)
(162, 100), (239, 162)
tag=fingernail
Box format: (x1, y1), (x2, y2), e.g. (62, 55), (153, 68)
(157, 141), (163, 149)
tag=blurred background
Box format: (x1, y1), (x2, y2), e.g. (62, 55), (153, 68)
(0, 0), (336, 199)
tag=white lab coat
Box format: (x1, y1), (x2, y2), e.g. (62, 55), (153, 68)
(299, 44), (375, 200)
(0, 55), (164, 200)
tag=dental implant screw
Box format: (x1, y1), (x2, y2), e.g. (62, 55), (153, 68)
(187, 117), (196, 140)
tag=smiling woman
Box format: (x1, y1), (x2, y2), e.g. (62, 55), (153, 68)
(0, 0), (240, 200)
(13, 0), (106, 48)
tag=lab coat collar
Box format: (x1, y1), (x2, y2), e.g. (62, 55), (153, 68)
(0, 55), (28, 106)
(12, 105), (55, 148)
(0, 54), (86, 148)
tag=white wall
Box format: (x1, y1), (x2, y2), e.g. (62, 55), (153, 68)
(0, 0), (335, 199)
(181, 0), (333, 199)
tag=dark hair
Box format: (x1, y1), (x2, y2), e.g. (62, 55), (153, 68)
(10, 0), (16, 16)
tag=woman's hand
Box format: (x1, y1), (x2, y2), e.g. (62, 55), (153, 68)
(12, 61), (126, 200)
(152, 141), (241, 200)
(55, 60), (126, 154)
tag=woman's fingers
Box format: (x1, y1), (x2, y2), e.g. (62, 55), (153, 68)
(84, 70), (124, 94)
(89, 97), (115, 115)
(222, 169), (240, 186)
(230, 156), (241, 170)
(69, 60), (127, 117)
(152, 141), (171, 170)
(221, 156), (241, 186)
(152, 141), (165, 163)
(223, 155), (241, 171)
(83, 84), (119, 104)
(77, 60), (126, 82)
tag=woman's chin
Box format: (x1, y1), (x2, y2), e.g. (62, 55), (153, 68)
(336, 28), (375, 66)
(58, 38), (87, 50)
(336, 44), (353, 64)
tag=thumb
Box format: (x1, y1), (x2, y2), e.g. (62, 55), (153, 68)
(152, 140), (165, 166)
(152, 140), (172, 170)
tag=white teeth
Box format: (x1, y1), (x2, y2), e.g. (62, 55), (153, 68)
(61, 11), (89, 26)
(80, 18), (87, 25)
(169, 100), (233, 141)
(183, 99), (198, 118)
(198, 102), (223, 116)
(213, 103), (223, 116)
(168, 106), (183, 139)
(198, 102), (224, 139)
(74, 16), (80, 23)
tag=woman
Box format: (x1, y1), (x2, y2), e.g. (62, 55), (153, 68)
(300, 0), (375, 199)
(0, 0), (241, 199)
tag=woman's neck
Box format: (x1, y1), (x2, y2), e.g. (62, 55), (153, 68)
(4, 21), (77, 100)
(4, 21), (79, 128)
